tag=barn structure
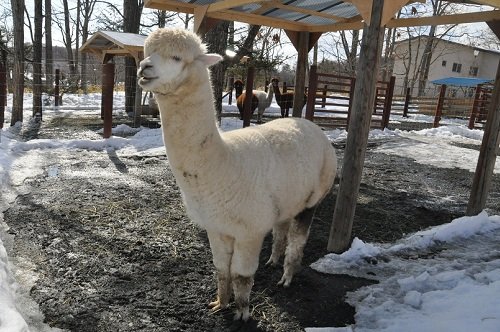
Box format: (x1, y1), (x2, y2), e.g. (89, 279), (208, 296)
(143, 0), (500, 253)
(80, 31), (147, 137)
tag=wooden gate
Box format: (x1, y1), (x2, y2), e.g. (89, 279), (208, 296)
(468, 84), (494, 129)
(305, 65), (395, 130)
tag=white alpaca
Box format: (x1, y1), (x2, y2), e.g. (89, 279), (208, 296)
(234, 79), (274, 123)
(137, 28), (337, 321)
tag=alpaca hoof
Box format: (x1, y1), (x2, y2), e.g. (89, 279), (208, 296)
(265, 257), (279, 266)
(233, 307), (250, 321)
(208, 297), (227, 311)
(277, 274), (292, 287)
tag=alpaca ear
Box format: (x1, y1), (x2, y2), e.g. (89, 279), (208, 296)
(201, 53), (223, 66)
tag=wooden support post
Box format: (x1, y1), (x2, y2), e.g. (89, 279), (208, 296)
(433, 84), (447, 128)
(54, 69), (60, 106)
(0, 63), (6, 129)
(228, 76), (234, 105)
(102, 63), (115, 139)
(305, 65), (318, 121)
(322, 85), (328, 108)
(382, 76), (395, 129)
(403, 87), (411, 117)
(346, 77), (356, 131)
(466, 59), (500, 216)
(468, 84), (483, 129)
(328, 0), (385, 253)
(293, 31), (309, 118)
(283, 82), (288, 93)
(243, 66), (254, 128)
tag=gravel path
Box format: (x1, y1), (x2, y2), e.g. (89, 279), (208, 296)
(3, 115), (499, 331)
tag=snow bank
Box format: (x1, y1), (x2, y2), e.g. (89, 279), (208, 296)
(310, 212), (500, 332)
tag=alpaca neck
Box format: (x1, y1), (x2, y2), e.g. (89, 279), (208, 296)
(155, 76), (226, 178)
(273, 85), (282, 100)
(265, 84), (274, 106)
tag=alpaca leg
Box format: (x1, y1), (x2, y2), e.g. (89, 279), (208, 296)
(280, 107), (286, 118)
(231, 236), (264, 321)
(266, 220), (290, 266)
(278, 207), (315, 287)
(207, 231), (234, 311)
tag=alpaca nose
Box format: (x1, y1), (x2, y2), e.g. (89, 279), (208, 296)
(138, 57), (152, 76)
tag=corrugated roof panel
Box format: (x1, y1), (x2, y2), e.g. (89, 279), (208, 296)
(325, 2), (359, 18)
(298, 15), (337, 25)
(234, 3), (261, 12)
(265, 8), (305, 21)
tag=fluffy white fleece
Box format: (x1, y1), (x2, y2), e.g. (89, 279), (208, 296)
(137, 27), (337, 321)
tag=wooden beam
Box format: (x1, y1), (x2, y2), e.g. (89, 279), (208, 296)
(466, 59), (500, 216)
(144, 0), (195, 14)
(311, 9), (500, 32)
(386, 9), (500, 28)
(487, 20), (500, 40)
(328, 0), (385, 253)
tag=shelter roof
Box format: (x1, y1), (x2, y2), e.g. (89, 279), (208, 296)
(144, 0), (500, 33)
(431, 76), (494, 87)
(80, 31), (147, 62)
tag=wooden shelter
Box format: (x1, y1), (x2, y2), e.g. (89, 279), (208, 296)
(80, 31), (147, 136)
(144, 0), (500, 253)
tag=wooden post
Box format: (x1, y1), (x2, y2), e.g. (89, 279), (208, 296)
(403, 87), (411, 117)
(283, 82), (288, 93)
(0, 63), (6, 129)
(328, 0), (385, 253)
(468, 84), (483, 129)
(433, 84), (447, 128)
(381, 76), (395, 129)
(102, 63), (115, 139)
(305, 65), (318, 121)
(466, 59), (500, 216)
(346, 77), (356, 131)
(243, 65), (254, 128)
(293, 31), (309, 117)
(54, 69), (60, 106)
(322, 85), (328, 108)
(228, 77), (235, 105)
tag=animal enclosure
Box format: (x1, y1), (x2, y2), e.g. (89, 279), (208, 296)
(305, 65), (395, 130)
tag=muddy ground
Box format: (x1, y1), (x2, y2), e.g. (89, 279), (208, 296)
(3, 114), (499, 332)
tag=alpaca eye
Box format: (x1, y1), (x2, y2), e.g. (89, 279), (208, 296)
(172, 56), (181, 62)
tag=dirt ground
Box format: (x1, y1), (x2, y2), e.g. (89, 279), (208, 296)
(3, 114), (499, 332)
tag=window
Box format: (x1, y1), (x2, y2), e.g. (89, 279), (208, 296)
(452, 63), (462, 73)
(442, 60), (447, 67)
(469, 66), (478, 77)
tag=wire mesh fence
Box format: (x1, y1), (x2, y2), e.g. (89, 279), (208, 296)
(0, 61), (491, 133)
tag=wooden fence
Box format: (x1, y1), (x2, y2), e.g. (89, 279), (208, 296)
(305, 65), (395, 130)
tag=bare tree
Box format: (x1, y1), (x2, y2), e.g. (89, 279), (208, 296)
(79, 0), (98, 93)
(33, 0), (43, 117)
(123, 0), (144, 117)
(45, 0), (54, 91)
(10, 0), (24, 125)
(64, 0), (76, 75)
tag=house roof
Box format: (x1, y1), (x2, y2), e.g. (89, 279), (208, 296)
(80, 31), (147, 62)
(144, 0), (500, 33)
(395, 35), (500, 56)
(431, 76), (494, 87)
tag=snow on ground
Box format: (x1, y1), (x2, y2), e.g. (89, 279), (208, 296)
(1, 92), (499, 331)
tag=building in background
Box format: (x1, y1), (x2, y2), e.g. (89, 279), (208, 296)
(392, 36), (500, 96)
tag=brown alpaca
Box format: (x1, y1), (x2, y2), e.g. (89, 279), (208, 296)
(234, 79), (259, 120)
(271, 78), (306, 118)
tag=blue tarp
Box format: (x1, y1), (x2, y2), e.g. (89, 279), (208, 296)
(430, 77), (493, 87)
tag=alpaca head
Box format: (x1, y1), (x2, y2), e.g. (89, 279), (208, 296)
(138, 28), (222, 94)
(271, 78), (280, 89)
(233, 79), (244, 97)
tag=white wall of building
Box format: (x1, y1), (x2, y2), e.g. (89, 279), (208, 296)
(392, 37), (500, 95)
